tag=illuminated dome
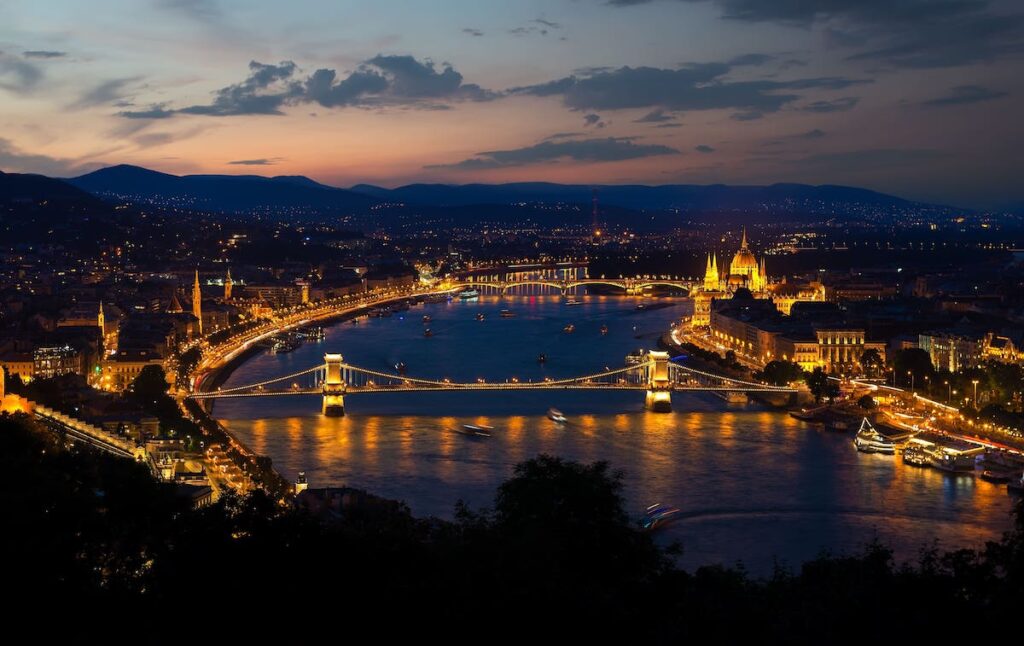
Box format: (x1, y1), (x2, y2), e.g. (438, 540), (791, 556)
(727, 228), (767, 292)
(731, 248), (757, 271)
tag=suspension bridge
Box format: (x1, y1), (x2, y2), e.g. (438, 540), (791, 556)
(187, 351), (796, 415)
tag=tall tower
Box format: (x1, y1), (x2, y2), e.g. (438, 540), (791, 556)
(224, 268), (233, 300)
(97, 301), (105, 338)
(192, 269), (203, 336)
(703, 254), (719, 291)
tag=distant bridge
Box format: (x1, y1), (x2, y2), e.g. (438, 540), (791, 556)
(188, 351), (795, 415)
(445, 277), (694, 296)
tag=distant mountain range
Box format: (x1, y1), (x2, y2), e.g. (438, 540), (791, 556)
(0, 164), (962, 222)
(1, 170), (103, 207)
(67, 165), (376, 213)
(350, 181), (920, 213)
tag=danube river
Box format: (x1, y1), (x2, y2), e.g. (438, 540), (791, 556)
(215, 294), (1014, 574)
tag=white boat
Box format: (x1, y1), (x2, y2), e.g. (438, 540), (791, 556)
(564, 297), (582, 306)
(456, 424), (492, 437)
(547, 408), (568, 424)
(458, 289), (480, 300)
(853, 418), (895, 455)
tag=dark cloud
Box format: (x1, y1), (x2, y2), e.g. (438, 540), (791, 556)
(695, 144), (715, 153)
(123, 55), (496, 118)
(583, 113), (606, 128)
(177, 60), (297, 116)
(800, 96), (859, 112)
(509, 17), (564, 36)
(71, 77), (140, 109)
(609, 0), (1024, 69)
(119, 104), (177, 119)
(0, 52), (43, 93)
(633, 108), (677, 123)
(921, 84), (1009, 107)
(426, 136), (679, 169)
(462, 28), (484, 36)
(509, 63), (868, 116)
(542, 131), (585, 141)
(22, 50), (66, 59)
(797, 128), (826, 138)
(228, 158), (282, 165)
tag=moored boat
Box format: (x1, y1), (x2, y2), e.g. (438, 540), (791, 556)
(458, 288), (480, 300)
(902, 444), (930, 467)
(981, 469), (1017, 483)
(929, 450), (976, 474)
(853, 418), (896, 455)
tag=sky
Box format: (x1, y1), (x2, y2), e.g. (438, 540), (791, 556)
(1, 0), (1022, 208)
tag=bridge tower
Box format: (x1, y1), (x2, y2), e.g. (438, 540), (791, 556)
(644, 350), (672, 412)
(322, 353), (346, 416)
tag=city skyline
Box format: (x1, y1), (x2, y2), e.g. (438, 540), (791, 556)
(2, 0), (1023, 208)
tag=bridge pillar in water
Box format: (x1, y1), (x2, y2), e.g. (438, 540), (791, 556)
(644, 350), (672, 412)
(322, 353), (346, 416)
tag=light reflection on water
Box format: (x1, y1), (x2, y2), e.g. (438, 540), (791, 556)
(218, 295), (1014, 574)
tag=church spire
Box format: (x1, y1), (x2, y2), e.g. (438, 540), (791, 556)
(192, 269), (203, 336)
(740, 227), (748, 250)
(224, 268), (233, 301)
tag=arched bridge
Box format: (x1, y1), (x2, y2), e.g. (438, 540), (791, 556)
(187, 351), (796, 415)
(446, 277), (693, 295)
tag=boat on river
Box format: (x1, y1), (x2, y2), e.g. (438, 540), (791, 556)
(476, 312), (485, 321)
(640, 503), (682, 531)
(853, 418), (895, 455)
(500, 309), (516, 318)
(422, 314), (432, 324)
(547, 408), (568, 424)
(454, 424), (492, 438)
(458, 288), (480, 300)
(981, 469), (1018, 483)
(929, 450), (976, 474)
(902, 444), (930, 467)
(269, 335), (301, 354)
(563, 323), (575, 333)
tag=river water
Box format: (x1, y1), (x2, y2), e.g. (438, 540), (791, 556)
(215, 294), (1013, 574)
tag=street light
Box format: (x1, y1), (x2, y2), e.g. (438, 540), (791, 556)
(972, 379), (979, 408)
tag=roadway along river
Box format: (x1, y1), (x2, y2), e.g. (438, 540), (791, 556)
(215, 294), (1014, 574)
